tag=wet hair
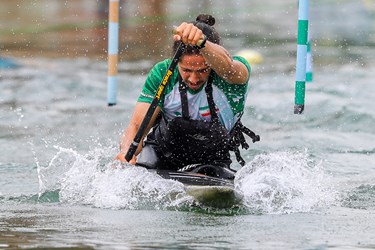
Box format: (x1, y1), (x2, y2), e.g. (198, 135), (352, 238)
(172, 14), (221, 56)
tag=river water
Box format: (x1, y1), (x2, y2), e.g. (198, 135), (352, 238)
(1, 0), (375, 249)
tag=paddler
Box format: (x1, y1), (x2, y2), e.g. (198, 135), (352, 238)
(116, 14), (259, 173)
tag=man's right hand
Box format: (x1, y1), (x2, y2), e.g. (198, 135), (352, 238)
(115, 152), (136, 165)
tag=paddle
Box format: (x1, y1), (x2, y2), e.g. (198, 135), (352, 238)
(124, 42), (186, 161)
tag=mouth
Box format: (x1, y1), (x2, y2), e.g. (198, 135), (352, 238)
(187, 81), (204, 90)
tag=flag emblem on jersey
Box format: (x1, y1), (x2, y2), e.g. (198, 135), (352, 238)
(199, 105), (218, 117)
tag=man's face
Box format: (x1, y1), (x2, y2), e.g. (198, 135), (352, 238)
(178, 54), (211, 91)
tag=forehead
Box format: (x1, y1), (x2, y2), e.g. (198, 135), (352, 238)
(179, 54), (208, 68)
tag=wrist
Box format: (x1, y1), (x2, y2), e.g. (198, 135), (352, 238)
(196, 35), (207, 49)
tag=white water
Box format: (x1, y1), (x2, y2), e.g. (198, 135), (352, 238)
(36, 147), (336, 215)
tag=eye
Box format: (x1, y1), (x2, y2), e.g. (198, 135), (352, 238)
(198, 68), (209, 73)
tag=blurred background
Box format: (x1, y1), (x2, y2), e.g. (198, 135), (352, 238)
(1, 0), (374, 63)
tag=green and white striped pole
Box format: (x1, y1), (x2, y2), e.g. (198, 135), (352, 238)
(306, 37), (313, 82)
(107, 0), (119, 106)
(294, 0), (309, 114)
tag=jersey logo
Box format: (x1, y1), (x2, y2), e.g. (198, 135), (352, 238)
(189, 134), (208, 141)
(199, 106), (219, 117)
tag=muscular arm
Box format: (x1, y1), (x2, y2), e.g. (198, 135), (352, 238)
(115, 102), (161, 164)
(174, 22), (249, 84)
(200, 42), (248, 84)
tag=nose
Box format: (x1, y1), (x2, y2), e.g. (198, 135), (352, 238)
(188, 72), (200, 84)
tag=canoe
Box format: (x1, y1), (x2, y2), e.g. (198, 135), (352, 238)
(150, 165), (242, 208)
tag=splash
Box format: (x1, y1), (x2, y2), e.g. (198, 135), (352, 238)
(235, 150), (337, 214)
(38, 147), (189, 210)
(38, 148), (337, 213)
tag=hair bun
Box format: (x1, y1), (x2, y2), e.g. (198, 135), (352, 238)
(196, 14), (215, 26)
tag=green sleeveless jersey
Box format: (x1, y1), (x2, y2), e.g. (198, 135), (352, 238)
(138, 56), (251, 131)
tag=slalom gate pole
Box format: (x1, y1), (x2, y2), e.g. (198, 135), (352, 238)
(306, 37), (313, 82)
(107, 0), (120, 106)
(294, 0), (309, 114)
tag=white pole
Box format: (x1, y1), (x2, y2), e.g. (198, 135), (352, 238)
(107, 0), (119, 106)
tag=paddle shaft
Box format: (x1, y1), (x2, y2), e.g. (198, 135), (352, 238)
(125, 42), (186, 161)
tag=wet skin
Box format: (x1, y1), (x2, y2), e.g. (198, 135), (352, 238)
(178, 54), (211, 91)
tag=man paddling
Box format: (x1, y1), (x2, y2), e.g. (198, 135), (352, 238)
(116, 14), (258, 174)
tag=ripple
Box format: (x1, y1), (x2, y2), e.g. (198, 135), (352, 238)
(341, 184), (375, 209)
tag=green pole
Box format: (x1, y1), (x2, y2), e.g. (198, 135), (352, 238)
(294, 0), (309, 114)
(306, 39), (313, 82)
